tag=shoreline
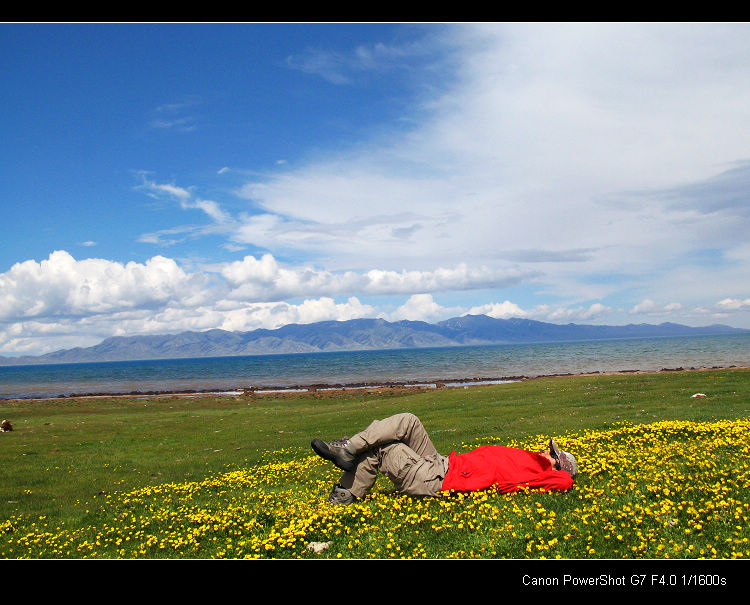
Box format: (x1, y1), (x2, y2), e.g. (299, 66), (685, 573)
(4, 364), (747, 402)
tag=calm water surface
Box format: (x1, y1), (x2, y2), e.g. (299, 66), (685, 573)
(1, 334), (749, 399)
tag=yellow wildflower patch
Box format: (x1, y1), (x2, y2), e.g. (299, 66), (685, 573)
(1, 418), (748, 559)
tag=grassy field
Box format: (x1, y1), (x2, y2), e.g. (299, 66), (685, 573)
(1, 368), (749, 559)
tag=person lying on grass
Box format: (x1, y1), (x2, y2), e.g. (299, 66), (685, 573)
(311, 412), (578, 505)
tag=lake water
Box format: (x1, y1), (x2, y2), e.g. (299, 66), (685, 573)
(1, 333), (749, 399)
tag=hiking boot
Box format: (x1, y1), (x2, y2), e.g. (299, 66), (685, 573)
(311, 437), (357, 472)
(326, 483), (357, 506)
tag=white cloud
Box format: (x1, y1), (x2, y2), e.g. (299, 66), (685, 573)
(468, 300), (528, 319)
(218, 254), (536, 301)
(0, 294), (378, 356)
(0, 250), (532, 329)
(138, 177), (233, 224)
(629, 299), (684, 316)
(724, 243), (750, 263)
(140, 180), (193, 202)
(150, 116), (196, 131)
(469, 300), (613, 323)
(387, 293), (463, 322)
(188, 199), (232, 223)
(129, 25), (750, 320)
(149, 99), (199, 132)
(284, 39), (423, 85)
(716, 298), (750, 311)
(630, 299), (658, 315)
(0, 250), (209, 321)
(3, 248), (747, 356)
(9, 24), (750, 353)
(536, 303), (613, 323)
(0, 249), (532, 354)
(222, 23), (750, 308)
(215, 297), (376, 332)
(0, 248), (623, 355)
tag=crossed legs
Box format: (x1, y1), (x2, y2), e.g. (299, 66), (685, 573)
(328, 413), (449, 499)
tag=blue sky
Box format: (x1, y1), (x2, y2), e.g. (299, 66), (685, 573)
(2, 22), (750, 355)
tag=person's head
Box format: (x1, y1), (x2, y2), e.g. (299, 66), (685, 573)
(548, 439), (578, 479)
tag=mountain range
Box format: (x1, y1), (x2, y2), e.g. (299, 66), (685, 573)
(1, 314), (748, 366)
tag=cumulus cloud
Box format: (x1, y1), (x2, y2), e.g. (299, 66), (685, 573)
(0, 296), (378, 356)
(386, 294), (463, 322)
(215, 297), (376, 332)
(469, 300), (613, 323)
(0, 250), (532, 327)
(716, 298), (750, 311)
(7, 247), (745, 356)
(630, 299), (659, 315)
(218, 254), (536, 301)
(0, 250), (535, 354)
(534, 303), (614, 323)
(0, 251), (211, 322)
(468, 300), (528, 319)
(629, 299), (684, 316)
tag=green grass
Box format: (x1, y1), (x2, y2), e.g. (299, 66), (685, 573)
(1, 368), (748, 558)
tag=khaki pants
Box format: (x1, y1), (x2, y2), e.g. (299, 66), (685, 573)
(336, 413), (449, 498)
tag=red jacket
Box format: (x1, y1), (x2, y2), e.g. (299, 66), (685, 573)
(440, 445), (574, 493)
